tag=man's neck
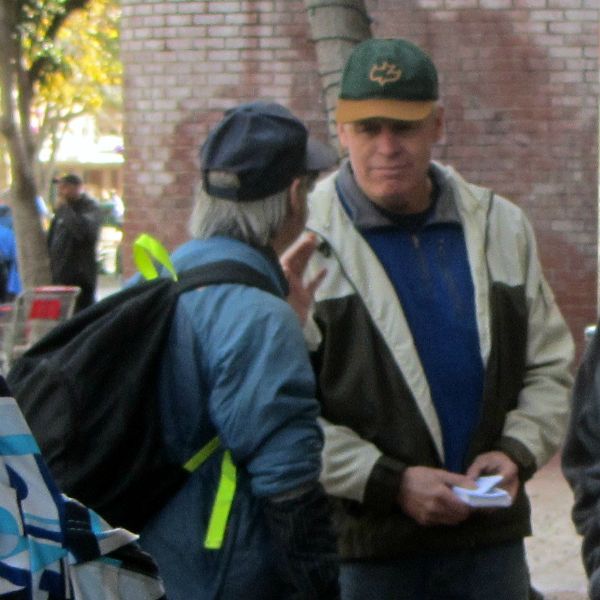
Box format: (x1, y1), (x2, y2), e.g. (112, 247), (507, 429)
(374, 176), (433, 216)
(336, 162), (455, 231)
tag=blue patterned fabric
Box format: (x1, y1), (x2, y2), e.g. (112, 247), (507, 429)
(0, 392), (166, 599)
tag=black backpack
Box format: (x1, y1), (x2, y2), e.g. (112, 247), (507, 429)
(6, 260), (281, 532)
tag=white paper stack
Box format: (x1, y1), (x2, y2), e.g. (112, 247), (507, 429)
(452, 475), (512, 508)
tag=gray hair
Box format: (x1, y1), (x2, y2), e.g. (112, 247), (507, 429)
(188, 183), (290, 247)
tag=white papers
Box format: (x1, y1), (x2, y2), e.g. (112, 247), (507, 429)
(452, 475), (512, 508)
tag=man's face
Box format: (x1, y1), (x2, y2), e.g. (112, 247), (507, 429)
(337, 107), (444, 214)
(57, 182), (81, 202)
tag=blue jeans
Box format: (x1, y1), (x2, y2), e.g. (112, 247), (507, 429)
(339, 540), (530, 600)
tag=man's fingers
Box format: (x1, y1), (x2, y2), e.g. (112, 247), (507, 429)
(443, 471), (477, 489)
(466, 451), (516, 479)
(306, 268), (327, 295)
(280, 232), (318, 271)
(419, 487), (472, 526)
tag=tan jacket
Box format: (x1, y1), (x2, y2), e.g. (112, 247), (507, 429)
(305, 162), (574, 557)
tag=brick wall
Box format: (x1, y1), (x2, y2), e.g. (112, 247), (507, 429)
(121, 0), (599, 359)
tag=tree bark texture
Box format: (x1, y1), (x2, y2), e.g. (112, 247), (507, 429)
(303, 0), (372, 150)
(0, 1), (89, 288)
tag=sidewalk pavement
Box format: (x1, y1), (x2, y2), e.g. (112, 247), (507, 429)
(526, 453), (588, 599)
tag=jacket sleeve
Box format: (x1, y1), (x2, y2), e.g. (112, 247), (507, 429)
(207, 291), (323, 496)
(205, 289), (340, 597)
(562, 327), (600, 595)
(490, 206), (574, 476)
(262, 482), (340, 599)
(317, 417), (406, 511)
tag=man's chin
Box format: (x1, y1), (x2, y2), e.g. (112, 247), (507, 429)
(370, 192), (411, 214)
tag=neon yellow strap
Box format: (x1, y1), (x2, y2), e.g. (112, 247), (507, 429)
(180, 438), (237, 550)
(132, 235), (237, 549)
(203, 450), (237, 550)
(133, 233), (178, 281)
(183, 437), (220, 473)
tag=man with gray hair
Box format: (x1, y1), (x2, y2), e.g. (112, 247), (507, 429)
(138, 101), (340, 599)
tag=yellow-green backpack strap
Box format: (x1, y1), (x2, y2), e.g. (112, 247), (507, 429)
(133, 233), (178, 281)
(183, 437), (221, 473)
(132, 236), (238, 550)
(181, 437), (237, 551)
(203, 450), (237, 550)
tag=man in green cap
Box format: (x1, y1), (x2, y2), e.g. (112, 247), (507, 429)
(293, 37), (574, 598)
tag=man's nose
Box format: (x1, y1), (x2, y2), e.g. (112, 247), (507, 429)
(376, 127), (402, 154)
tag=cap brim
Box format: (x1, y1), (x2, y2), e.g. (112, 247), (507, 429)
(305, 137), (338, 172)
(336, 99), (435, 124)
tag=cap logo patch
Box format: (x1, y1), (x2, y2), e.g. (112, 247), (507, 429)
(369, 61), (401, 86)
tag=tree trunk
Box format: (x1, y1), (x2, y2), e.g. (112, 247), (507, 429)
(0, 2), (52, 288)
(303, 0), (372, 149)
(10, 164), (51, 288)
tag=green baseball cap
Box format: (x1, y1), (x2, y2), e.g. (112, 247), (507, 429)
(336, 38), (439, 124)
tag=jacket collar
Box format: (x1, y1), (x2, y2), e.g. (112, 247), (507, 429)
(170, 236), (289, 297)
(335, 160), (462, 230)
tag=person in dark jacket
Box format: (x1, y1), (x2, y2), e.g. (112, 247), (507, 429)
(562, 328), (600, 600)
(47, 174), (102, 312)
(0, 223), (21, 301)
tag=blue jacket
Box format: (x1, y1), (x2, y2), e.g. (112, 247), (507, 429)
(139, 236), (328, 599)
(0, 224), (21, 297)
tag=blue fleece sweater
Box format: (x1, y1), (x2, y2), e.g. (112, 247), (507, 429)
(363, 223), (484, 473)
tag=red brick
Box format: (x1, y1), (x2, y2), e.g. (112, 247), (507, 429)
(208, 1), (241, 13)
(121, 0), (599, 358)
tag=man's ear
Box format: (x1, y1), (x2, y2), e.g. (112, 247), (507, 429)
(433, 105), (445, 144)
(288, 177), (304, 213)
(337, 122), (348, 149)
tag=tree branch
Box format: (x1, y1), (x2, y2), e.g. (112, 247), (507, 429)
(29, 0), (92, 84)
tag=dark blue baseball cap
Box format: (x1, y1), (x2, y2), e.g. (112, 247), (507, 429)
(200, 101), (337, 201)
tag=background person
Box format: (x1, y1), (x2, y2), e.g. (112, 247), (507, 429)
(0, 223), (21, 302)
(292, 37), (574, 599)
(47, 174), (102, 312)
(138, 101), (340, 600)
(562, 328), (600, 600)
